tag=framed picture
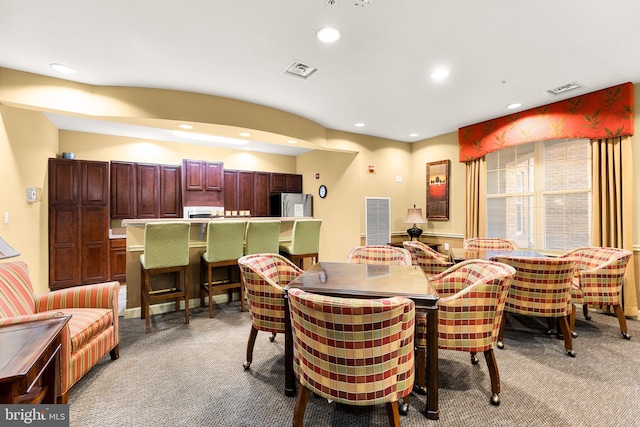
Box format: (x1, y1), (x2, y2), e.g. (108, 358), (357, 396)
(426, 160), (449, 220)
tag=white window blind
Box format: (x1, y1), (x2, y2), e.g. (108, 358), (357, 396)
(365, 197), (390, 245)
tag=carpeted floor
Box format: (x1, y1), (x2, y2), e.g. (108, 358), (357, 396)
(68, 303), (639, 426)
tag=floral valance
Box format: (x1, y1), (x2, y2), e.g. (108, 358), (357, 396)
(458, 82), (634, 162)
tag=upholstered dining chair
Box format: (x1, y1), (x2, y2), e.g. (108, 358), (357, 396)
(491, 256), (577, 357)
(279, 219), (322, 269)
(288, 288), (415, 427)
(402, 240), (453, 277)
(558, 247), (632, 339)
(345, 245), (412, 265)
(200, 220), (246, 318)
(140, 221), (190, 333)
(463, 237), (518, 251)
(244, 220), (281, 255)
(414, 260), (515, 405)
(237, 253), (303, 370)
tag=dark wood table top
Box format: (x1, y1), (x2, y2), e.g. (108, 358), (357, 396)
(285, 261), (438, 304)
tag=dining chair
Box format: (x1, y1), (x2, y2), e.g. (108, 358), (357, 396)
(558, 246), (632, 339)
(237, 253), (303, 370)
(200, 220), (246, 318)
(288, 288), (415, 427)
(345, 245), (412, 265)
(244, 220), (281, 255)
(402, 240), (453, 277)
(279, 219), (322, 269)
(140, 221), (190, 333)
(491, 256), (577, 356)
(463, 237), (518, 251)
(414, 260), (515, 405)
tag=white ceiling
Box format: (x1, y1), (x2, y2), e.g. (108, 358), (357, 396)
(2, 0), (640, 156)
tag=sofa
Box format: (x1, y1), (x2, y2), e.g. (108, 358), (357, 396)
(0, 261), (120, 403)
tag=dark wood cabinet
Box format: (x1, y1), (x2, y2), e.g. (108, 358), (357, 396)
(238, 171), (254, 212)
(109, 238), (127, 283)
(110, 162), (136, 219)
(223, 170), (239, 212)
(136, 163), (160, 219)
(182, 159), (224, 207)
(224, 170), (271, 216)
(49, 158), (109, 290)
(253, 172), (271, 216)
(159, 165), (182, 218)
(270, 173), (302, 193)
(205, 162), (223, 191)
(286, 174), (303, 193)
(183, 159), (204, 191)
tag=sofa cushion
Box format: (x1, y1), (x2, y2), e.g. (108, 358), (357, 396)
(57, 308), (114, 352)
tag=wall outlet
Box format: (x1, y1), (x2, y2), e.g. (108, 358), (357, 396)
(444, 242), (450, 251)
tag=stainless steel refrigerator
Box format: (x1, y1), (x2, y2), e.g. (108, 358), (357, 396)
(270, 193), (313, 217)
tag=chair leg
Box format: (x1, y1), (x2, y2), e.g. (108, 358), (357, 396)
(184, 267), (189, 325)
(583, 303), (591, 320)
(110, 345), (120, 360)
(208, 264), (214, 318)
(386, 401), (401, 427)
(239, 279), (246, 312)
(142, 268), (151, 333)
(243, 325), (259, 370)
(483, 349), (500, 406)
(557, 316), (576, 357)
(414, 347), (426, 394)
(612, 304), (631, 339)
(496, 314), (506, 349)
(569, 304), (577, 337)
(200, 258), (206, 308)
(292, 385), (311, 427)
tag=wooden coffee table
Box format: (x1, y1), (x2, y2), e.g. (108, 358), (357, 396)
(284, 262), (441, 419)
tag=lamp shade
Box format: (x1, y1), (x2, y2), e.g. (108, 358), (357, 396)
(405, 207), (426, 225)
(0, 236), (19, 260)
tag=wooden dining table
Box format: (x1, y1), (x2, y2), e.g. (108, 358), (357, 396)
(284, 261), (441, 420)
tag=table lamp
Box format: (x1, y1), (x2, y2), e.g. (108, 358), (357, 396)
(0, 236), (20, 260)
(405, 205), (427, 241)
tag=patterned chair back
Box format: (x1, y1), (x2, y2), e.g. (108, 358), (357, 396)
(0, 261), (36, 317)
(202, 220), (246, 263)
(424, 260), (516, 352)
(491, 256), (576, 317)
(238, 253), (303, 333)
(288, 287), (415, 405)
(463, 238), (518, 251)
(140, 222), (190, 269)
(402, 241), (453, 277)
(244, 220), (281, 255)
(345, 245), (412, 265)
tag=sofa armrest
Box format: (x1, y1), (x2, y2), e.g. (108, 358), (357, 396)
(0, 311), (66, 326)
(34, 281), (120, 312)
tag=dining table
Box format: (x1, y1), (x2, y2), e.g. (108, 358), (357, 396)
(283, 261), (441, 420)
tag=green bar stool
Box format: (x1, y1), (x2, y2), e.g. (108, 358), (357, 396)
(279, 219), (322, 269)
(200, 220), (246, 318)
(244, 220), (281, 255)
(140, 221), (190, 333)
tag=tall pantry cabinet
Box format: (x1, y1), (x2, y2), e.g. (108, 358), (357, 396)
(48, 158), (110, 290)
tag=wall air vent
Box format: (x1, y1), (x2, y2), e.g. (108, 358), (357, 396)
(283, 61), (318, 80)
(545, 82), (582, 96)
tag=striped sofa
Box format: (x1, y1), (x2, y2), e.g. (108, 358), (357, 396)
(0, 261), (120, 403)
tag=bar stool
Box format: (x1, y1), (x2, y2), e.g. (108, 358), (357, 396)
(140, 221), (190, 333)
(279, 219), (322, 269)
(244, 220), (281, 255)
(200, 220), (246, 318)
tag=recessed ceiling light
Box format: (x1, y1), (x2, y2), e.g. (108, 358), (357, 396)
(50, 63), (76, 74)
(430, 68), (449, 80)
(506, 103), (522, 109)
(287, 140), (298, 144)
(316, 27), (341, 43)
(239, 132), (251, 137)
(354, 122), (365, 128)
(178, 124), (193, 129)
(409, 133), (419, 137)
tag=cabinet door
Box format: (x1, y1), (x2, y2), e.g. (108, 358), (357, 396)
(49, 206), (80, 289)
(48, 158), (78, 206)
(183, 159), (204, 191)
(136, 163), (160, 218)
(238, 171), (254, 212)
(109, 238), (127, 283)
(205, 162), (223, 191)
(110, 161), (136, 219)
(253, 172), (271, 217)
(286, 174), (303, 193)
(160, 165), (181, 218)
(270, 173), (286, 193)
(80, 206), (109, 284)
(223, 170), (239, 212)
(82, 161), (109, 206)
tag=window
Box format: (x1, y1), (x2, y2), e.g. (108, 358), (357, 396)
(486, 139), (591, 251)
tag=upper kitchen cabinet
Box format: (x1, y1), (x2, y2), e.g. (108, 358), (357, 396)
(270, 173), (303, 193)
(110, 161), (136, 219)
(182, 159), (224, 207)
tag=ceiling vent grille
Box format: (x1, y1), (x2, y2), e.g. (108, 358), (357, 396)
(283, 61), (318, 80)
(546, 82), (582, 96)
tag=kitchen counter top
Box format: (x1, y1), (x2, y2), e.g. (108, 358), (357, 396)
(121, 216), (312, 226)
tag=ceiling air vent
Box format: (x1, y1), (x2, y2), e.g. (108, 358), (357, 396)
(545, 82), (582, 96)
(283, 61), (318, 80)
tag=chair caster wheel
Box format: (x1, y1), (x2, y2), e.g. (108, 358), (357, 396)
(243, 361), (251, 370)
(470, 354), (479, 365)
(269, 333), (276, 342)
(622, 332), (631, 340)
(398, 400), (409, 416)
(571, 331), (578, 338)
(496, 341), (504, 349)
(413, 385), (427, 395)
(490, 393), (500, 406)
(584, 315), (592, 321)
(566, 349), (576, 357)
